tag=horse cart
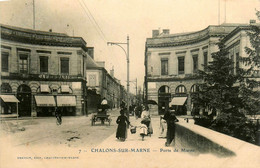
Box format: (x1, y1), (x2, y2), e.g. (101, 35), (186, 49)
(91, 108), (111, 126)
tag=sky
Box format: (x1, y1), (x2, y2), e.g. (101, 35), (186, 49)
(0, 0), (259, 94)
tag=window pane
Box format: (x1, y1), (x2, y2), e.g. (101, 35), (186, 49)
(236, 53), (239, 74)
(161, 59), (168, 75)
(193, 55), (198, 72)
(61, 58), (69, 74)
(178, 57), (184, 74)
(1, 52), (9, 72)
(204, 52), (208, 70)
(19, 54), (28, 73)
(40, 56), (48, 73)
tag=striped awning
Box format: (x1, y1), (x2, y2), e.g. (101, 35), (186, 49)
(169, 97), (187, 106)
(40, 84), (50, 93)
(35, 95), (56, 107)
(61, 85), (70, 93)
(0, 95), (19, 103)
(56, 96), (76, 107)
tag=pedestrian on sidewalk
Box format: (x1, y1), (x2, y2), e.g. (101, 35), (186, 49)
(163, 109), (179, 146)
(141, 105), (153, 135)
(116, 109), (132, 141)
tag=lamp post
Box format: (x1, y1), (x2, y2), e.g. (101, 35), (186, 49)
(107, 35), (130, 118)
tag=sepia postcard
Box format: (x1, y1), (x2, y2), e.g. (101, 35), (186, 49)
(0, 0), (260, 168)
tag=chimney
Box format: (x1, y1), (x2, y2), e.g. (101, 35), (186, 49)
(110, 66), (114, 78)
(162, 29), (170, 35)
(250, 20), (256, 24)
(87, 47), (94, 59)
(152, 30), (159, 37)
(96, 61), (105, 68)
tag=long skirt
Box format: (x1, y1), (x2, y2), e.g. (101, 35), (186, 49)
(116, 124), (127, 139)
(166, 125), (176, 145)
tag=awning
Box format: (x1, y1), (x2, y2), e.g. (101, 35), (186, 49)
(61, 85), (70, 93)
(35, 95), (56, 107)
(0, 95), (19, 103)
(56, 96), (76, 107)
(40, 84), (50, 93)
(169, 97), (187, 106)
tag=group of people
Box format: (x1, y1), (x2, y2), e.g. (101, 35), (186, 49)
(115, 104), (179, 146)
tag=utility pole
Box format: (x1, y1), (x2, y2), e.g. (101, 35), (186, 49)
(33, 0), (35, 29)
(107, 35), (130, 119)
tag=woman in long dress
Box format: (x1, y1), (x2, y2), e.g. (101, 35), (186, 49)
(116, 109), (132, 141)
(163, 109), (179, 146)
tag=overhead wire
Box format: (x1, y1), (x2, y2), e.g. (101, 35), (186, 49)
(76, 0), (129, 88)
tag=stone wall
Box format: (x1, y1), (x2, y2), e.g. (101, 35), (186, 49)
(175, 121), (260, 157)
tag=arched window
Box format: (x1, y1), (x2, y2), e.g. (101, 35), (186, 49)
(190, 84), (200, 93)
(17, 84), (31, 93)
(0, 83), (12, 93)
(158, 85), (170, 93)
(175, 85), (187, 94)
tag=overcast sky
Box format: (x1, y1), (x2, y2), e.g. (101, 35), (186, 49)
(0, 0), (259, 94)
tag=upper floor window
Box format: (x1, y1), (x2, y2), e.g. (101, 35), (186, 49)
(178, 57), (184, 74)
(231, 54), (234, 75)
(203, 51), (208, 70)
(60, 58), (69, 74)
(193, 55), (198, 73)
(161, 59), (168, 75)
(1, 52), (9, 72)
(89, 75), (96, 86)
(40, 56), (48, 73)
(235, 52), (240, 74)
(19, 53), (29, 73)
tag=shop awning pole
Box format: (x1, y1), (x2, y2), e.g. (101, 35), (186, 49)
(16, 102), (18, 125)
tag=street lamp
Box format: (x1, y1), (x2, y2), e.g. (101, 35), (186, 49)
(107, 35), (130, 118)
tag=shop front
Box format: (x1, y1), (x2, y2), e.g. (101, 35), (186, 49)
(0, 95), (19, 117)
(35, 95), (56, 116)
(56, 95), (76, 116)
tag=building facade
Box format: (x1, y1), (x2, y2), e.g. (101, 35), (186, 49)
(86, 56), (124, 113)
(0, 24), (88, 117)
(144, 23), (255, 115)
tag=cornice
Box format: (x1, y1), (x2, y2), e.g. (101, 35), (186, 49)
(147, 75), (202, 82)
(146, 25), (242, 48)
(1, 24), (88, 51)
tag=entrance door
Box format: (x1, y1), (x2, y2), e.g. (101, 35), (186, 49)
(17, 84), (31, 116)
(158, 85), (171, 115)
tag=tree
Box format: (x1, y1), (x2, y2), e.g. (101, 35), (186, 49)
(193, 40), (256, 143)
(240, 10), (260, 118)
(195, 41), (241, 114)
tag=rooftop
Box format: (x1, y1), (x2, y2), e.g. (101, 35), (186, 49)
(146, 23), (248, 47)
(0, 24), (88, 51)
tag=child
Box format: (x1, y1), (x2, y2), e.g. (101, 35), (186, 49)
(140, 120), (148, 141)
(116, 109), (132, 141)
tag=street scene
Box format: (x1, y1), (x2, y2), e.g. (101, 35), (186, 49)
(1, 0), (260, 168)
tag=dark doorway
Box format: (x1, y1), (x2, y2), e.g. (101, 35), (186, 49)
(17, 84), (31, 116)
(158, 85), (171, 115)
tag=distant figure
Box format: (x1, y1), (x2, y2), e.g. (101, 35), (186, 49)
(120, 100), (126, 110)
(116, 109), (132, 141)
(55, 107), (62, 125)
(101, 97), (108, 112)
(163, 109), (179, 146)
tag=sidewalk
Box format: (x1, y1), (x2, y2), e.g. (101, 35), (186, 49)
(80, 116), (228, 168)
